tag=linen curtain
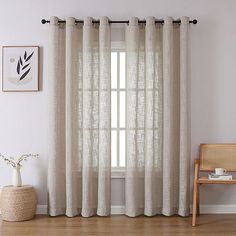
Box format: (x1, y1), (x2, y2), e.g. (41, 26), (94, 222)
(125, 16), (190, 217)
(48, 16), (111, 217)
(48, 15), (190, 218)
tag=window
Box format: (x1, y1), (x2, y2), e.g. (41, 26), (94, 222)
(111, 45), (126, 170)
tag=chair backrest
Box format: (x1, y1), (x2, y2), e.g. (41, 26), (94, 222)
(199, 144), (236, 171)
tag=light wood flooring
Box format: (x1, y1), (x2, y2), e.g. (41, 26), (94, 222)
(1, 214), (236, 236)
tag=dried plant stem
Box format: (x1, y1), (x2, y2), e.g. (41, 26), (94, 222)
(0, 153), (38, 168)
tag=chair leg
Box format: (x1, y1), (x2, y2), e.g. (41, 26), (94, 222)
(197, 184), (200, 215)
(192, 181), (198, 226)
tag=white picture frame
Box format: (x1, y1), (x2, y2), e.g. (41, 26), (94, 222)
(2, 46), (39, 92)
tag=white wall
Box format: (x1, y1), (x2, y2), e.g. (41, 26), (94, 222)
(1, 0), (236, 210)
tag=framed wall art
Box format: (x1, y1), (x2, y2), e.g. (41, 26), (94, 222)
(2, 46), (39, 91)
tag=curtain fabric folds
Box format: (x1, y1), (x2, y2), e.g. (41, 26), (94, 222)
(125, 16), (190, 217)
(48, 15), (190, 218)
(48, 16), (111, 217)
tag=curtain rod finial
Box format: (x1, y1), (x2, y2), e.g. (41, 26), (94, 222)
(192, 19), (197, 24)
(41, 19), (47, 24)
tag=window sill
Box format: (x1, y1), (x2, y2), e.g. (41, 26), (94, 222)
(111, 169), (125, 179)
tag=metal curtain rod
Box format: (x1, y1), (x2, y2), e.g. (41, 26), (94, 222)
(41, 18), (198, 25)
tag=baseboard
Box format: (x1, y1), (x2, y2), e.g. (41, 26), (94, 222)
(36, 204), (236, 215)
(190, 204), (236, 214)
(2, 204), (236, 216)
(36, 205), (126, 215)
(111, 205), (126, 214)
(0, 205), (125, 215)
(36, 205), (47, 214)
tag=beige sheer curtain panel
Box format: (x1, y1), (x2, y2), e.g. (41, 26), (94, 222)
(125, 16), (190, 217)
(48, 16), (111, 217)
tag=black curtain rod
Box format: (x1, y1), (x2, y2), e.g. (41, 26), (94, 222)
(41, 18), (197, 25)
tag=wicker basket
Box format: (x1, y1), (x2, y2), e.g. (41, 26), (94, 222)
(0, 185), (37, 221)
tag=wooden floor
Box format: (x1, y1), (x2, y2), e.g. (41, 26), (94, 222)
(1, 215), (236, 236)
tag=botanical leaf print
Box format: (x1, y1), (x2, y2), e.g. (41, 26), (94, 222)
(16, 50), (34, 81)
(19, 56), (23, 65)
(22, 63), (30, 70)
(24, 51), (27, 60)
(17, 61), (21, 74)
(20, 68), (31, 80)
(26, 52), (34, 62)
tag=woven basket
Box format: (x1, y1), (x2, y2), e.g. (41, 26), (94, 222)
(0, 185), (37, 221)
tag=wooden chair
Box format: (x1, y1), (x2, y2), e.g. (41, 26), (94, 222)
(192, 143), (236, 226)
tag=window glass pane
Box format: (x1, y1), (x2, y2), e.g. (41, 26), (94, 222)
(111, 52), (117, 89)
(120, 91), (126, 128)
(119, 52), (126, 89)
(111, 130), (117, 167)
(119, 130), (126, 167)
(111, 50), (126, 169)
(111, 91), (117, 128)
